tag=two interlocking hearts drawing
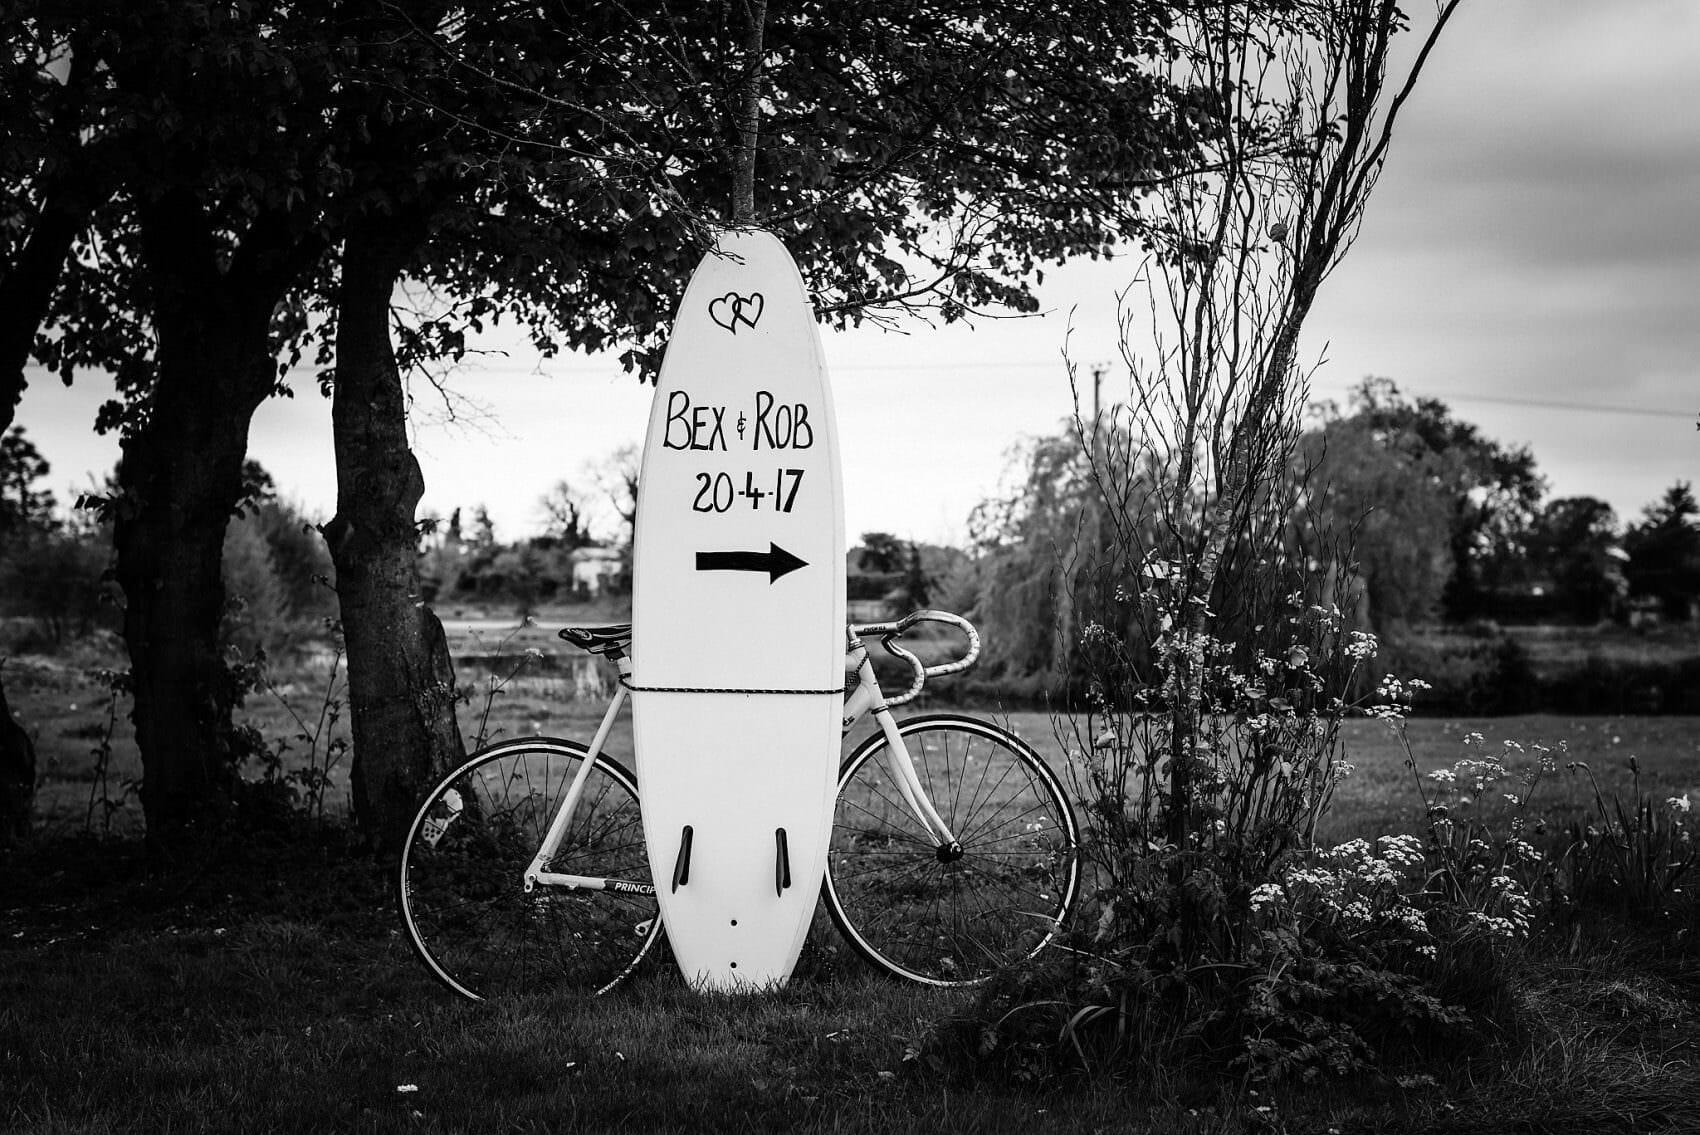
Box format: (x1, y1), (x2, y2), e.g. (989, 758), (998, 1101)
(708, 291), (764, 334)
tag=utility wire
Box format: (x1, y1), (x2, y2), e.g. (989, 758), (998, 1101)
(1401, 391), (1689, 421)
(492, 358), (1693, 421)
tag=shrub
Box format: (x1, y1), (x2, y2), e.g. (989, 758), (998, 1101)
(933, 829), (1521, 1087)
(928, 584), (1521, 1087)
(222, 518), (295, 655)
(932, 647), (1584, 1091)
(246, 499), (337, 624)
(221, 505), (337, 656)
(1380, 631), (1538, 716)
(0, 525), (118, 645)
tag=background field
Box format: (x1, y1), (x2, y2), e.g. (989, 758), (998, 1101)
(14, 613), (1698, 844)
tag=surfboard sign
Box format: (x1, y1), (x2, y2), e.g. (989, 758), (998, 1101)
(631, 228), (846, 991)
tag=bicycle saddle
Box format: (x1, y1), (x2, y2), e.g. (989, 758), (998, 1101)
(558, 624), (633, 655)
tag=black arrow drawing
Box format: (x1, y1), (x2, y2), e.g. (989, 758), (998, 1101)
(695, 542), (808, 583)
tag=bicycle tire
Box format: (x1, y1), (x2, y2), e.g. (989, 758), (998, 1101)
(824, 714), (1080, 987)
(397, 737), (661, 1001)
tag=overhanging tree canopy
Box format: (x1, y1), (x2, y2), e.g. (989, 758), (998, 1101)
(6, 0), (1229, 851)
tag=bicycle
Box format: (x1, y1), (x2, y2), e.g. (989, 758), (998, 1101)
(396, 610), (1080, 1000)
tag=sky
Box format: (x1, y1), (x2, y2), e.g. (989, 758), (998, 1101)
(16, 0), (1698, 548)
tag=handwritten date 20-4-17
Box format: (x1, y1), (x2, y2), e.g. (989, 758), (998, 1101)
(692, 469), (805, 514)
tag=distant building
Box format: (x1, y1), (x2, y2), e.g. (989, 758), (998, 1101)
(568, 546), (624, 597)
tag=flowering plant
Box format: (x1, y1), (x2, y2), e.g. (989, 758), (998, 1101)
(1407, 732), (1553, 941)
(1255, 835), (1436, 960)
(1069, 590), (1415, 894)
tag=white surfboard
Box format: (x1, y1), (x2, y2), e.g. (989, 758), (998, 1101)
(631, 228), (846, 991)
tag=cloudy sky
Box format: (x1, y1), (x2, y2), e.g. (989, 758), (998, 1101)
(19, 0), (1698, 547)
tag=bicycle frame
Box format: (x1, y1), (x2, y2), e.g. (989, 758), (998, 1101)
(521, 613), (973, 896)
(522, 657), (638, 896)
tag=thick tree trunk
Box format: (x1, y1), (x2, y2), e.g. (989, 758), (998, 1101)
(110, 192), (297, 860)
(327, 220), (465, 855)
(112, 303), (275, 856)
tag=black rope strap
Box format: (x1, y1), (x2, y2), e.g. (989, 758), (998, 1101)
(619, 676), (846, 696)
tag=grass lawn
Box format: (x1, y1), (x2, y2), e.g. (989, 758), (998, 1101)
(11, 823), (1696, 1134)
(5, 634), (1700, 1132)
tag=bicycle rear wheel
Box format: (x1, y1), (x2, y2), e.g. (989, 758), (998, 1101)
(824, 714), (1080, 986)
(398, 738), (660, 1001)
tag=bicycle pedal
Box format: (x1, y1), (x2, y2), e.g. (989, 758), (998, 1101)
(421, 788), (464, 847)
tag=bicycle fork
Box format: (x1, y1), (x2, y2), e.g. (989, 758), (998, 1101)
(843, 644), (961, 858)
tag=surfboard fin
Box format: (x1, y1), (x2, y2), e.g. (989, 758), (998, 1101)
(775, 828), (792, 896)
(672, 825), (694, 892)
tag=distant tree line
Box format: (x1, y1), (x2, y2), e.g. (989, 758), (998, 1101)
(0, 434), (974, 651)
(7, 375), (1694, 679)
(962, 377), (1700, 686)
(1, 437), (338, 654)
(1298, 377), (1700, 629)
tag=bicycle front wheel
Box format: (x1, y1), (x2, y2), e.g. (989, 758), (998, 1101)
(398, 737), (660, 1001)
(824, 714), (1080, 986)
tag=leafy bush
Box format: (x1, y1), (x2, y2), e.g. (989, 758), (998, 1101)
(931, 828), (1520, 1087)
(246, 499), (337, 624)
(221, 503), (336, 656)
(1371, 631), (1700, 717)
(1380, 631), (1538, 716)
(1547, 654), (1700, 715)
(222, 518), (296, 655)
(932, 611), (1564, 1091)
(0, 525), (119, 646)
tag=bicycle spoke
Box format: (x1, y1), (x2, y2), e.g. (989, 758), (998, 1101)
(827, 717), (1079, 987)
(398, 741), (660, 1001)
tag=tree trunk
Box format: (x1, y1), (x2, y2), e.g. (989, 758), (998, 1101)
(326, 218), (465, 856)
(112, 319), (275, 855)
(111, 193), (294, 860)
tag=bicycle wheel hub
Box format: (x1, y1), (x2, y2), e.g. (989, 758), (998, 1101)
(934, 840), (964, 864)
